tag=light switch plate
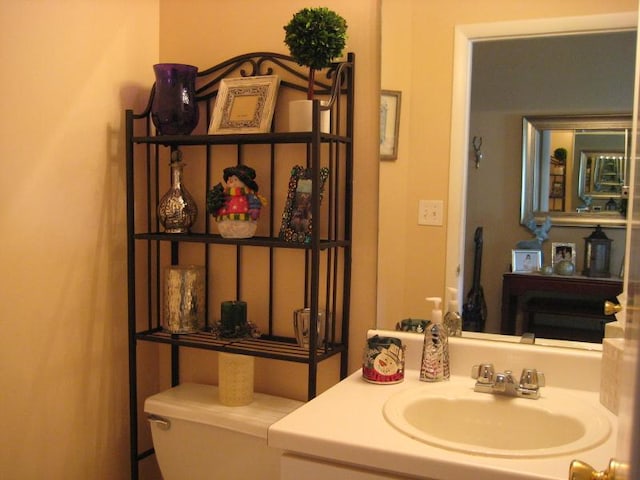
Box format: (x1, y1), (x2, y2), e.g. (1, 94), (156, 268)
(418, 200), (443, 226)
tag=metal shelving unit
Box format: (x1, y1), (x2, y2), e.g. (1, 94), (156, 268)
(125, 52), (354, 480)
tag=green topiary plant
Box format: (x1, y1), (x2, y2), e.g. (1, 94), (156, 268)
(284, 7), (348, 100)
(553, 147), (568, 163)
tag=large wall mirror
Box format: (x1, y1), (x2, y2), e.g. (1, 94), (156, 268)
(521, 114), (631, 228)
(378, 7), (637, 348)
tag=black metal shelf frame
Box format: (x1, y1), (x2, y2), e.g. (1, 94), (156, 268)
(136, 328), (345, 363)
(132, 130), (352, 146)
(125, 52), (354, 480)
(133, 232), (350, 249)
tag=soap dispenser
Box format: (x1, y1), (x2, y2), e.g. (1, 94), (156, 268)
(443, 287), (462, 337)
(420, 297), (450, 382)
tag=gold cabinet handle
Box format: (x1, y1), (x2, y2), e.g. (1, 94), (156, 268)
(604, 300), (623, 316)
(569, 458), (628, 479)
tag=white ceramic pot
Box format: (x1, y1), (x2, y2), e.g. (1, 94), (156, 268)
(288, 99), (330, 133)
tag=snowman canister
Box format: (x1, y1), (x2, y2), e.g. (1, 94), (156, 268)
(362, 335), (406, 384)
(207, 165), (266, 238)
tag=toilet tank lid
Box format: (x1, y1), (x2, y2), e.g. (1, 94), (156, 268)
(143, 383), (303, 440)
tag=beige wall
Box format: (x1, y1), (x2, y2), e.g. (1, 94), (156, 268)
(154, 0), (380, 400)
(4, 0), (635, 478)
(378, 0), (637, 328)
(0, 1), (159, 479)
(1, 1), (379, 478)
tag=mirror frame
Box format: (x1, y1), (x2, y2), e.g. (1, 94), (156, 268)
(520, 114), (631, 228)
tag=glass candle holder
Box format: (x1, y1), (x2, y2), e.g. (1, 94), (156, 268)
(293, 308), (330, 349)
(162, 265), (205, 334)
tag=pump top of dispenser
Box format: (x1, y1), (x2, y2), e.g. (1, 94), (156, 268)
(446, 287), (459, 312)
(425, 297), (442, 325)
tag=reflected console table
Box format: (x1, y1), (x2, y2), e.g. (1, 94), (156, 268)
(501, 272), (623, 341)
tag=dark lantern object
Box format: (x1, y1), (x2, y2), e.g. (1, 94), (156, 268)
(583, 225), (612, 278)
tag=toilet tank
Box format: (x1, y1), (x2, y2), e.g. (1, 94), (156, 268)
(144, 383), (303, 480)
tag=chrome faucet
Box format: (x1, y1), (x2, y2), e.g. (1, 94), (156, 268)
(471, 363), (545, 399)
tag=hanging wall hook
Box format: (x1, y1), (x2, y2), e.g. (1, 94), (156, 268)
(472, 136), (483, 169)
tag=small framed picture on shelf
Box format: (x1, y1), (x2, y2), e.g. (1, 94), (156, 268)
(279, 165), (330, 244)
(551, 242), (576, 267)
(380, 90), (401, 160)
(550, 181), (564, 197)
(209, 75), (280, 134)
(511, 249), (542, 273)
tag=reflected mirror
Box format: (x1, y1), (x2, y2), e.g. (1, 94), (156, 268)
(579, 153), (627, 202)
(521, 114), (631, 227)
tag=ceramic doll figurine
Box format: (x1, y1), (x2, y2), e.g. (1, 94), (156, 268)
(207, 165), (266, 238)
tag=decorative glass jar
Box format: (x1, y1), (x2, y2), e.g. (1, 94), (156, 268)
(151, 63), (199, 135)
(162, 265), (205, 334)
(157, 149), (198, 233)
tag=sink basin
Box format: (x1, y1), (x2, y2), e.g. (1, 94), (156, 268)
(383, 380), (611, 458)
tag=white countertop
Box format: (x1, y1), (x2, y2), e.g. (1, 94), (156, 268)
(269, 331), (617, 480)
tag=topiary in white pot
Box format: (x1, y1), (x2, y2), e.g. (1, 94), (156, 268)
(284, 7), (347, 131)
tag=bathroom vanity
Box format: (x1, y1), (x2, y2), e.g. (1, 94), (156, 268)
(269, 330), (617, 480)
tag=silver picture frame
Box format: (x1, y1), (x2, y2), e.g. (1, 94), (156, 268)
(380, 90), (401, 160)
(551, 242), (577, 267)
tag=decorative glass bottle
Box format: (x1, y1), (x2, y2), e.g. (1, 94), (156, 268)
(151, 63), (199, 135)
(158, 149), (197, 233)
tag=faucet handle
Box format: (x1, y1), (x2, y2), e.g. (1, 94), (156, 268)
(471, 363), (494, 384)
(493, 370), (515, 392)
(519, 368), (546, 389)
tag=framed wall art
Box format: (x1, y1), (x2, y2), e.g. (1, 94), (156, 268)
(380, 90), (401, 160)
(209, 75), (280, 134)
(279, 165), (330, 244)
(511, 249), (542, 273)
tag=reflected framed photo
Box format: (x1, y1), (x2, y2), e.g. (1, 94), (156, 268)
(380, 90), (401, 160)
(279, 165), (330, 244)
(209, 75), (280, 134)
(551, 242), (576, 267)
(512, 249), (542, 273)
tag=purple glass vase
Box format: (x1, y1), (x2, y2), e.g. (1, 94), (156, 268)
(151, 63), (199, 135)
